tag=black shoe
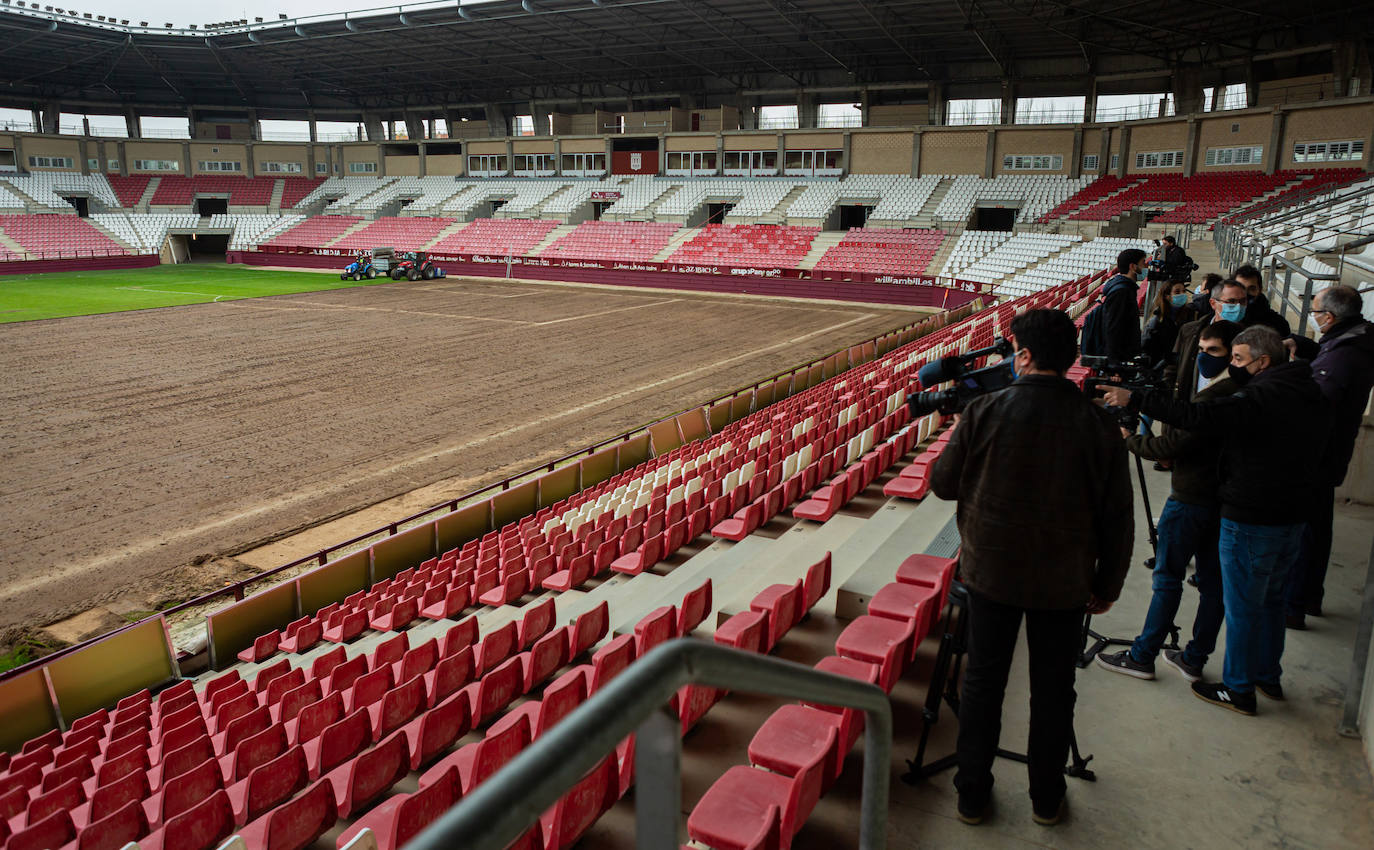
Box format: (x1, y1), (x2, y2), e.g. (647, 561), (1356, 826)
(1161, 648), (1202, 683)
(1032, 797), (1066, 826)
(957, 793), (990, 825)
(1094, 649), (1155, 680)
(1305, 603), (1323, 618)
(1191, 680), (1256, 715)
(1285, 613), (1307, 631)
(1257, 681), (1285, 701)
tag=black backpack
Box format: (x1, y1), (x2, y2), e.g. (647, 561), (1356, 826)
(1081, 275), (1133, 357)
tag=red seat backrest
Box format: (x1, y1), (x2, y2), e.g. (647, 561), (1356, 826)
(350, 666), (395, 711)
(158, 757), (223, 823)
(94, 746), (149, 788)
(78, 797), (149, 850)
(589, 634), (635, 692)
(399, 639), (439, 683)
(88, 769), (150, 823)
(443, 617), (479, 657)
(395, 767), (460, 846)
(327, 655), (368, 694)
(525, 628), (570, 691)
(430, 646), (475, 705)
(678, 579), (713, 635)
(243, 746), (308, 823)
(230, 724), (288, 783)
(219, 705), (272, 756)
(26, 776), (85, 827)
(415, 692), (472, 766)
(317, 710), (370, 776)
(474, 657), (524, 724)
(310, 646), (347, 681)
(518, 599), (556, 650)
(571, 601), (609, 657)
(477, 621), (518, 677)
(375, 676), (426, 739)
(252, 659), (291, 695)
(343, 732), (409, 814)
(263, 668), (306, 709)
(278, 679), (323, 725)
(159, 789), (234, 850)
(372, 633), (410, 671)
(470, 713), (532, 791)
(254, 778), (337, 850)
(536, 670), (588, 737)
(544, 755), (618, 848)
(294, 692), (345, 745)
(7, 809), (76, 850)
(805, 553), (832, 611)
(634, 606), (678, 657)
(160, 736), (215, 786)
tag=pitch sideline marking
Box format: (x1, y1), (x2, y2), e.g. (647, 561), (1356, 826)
(2, 312), (877, 599)
(533, 298), (680, 326)
(116, 285), (243, 300)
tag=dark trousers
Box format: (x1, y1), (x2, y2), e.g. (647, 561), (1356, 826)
(1285, 484), (1335, 616)
(954, 589), (1082, 808)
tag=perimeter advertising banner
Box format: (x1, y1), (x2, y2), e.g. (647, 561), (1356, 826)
(256, 245), (992, 292)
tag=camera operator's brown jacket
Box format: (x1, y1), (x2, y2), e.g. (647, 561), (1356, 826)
(929, 374), (1134, 610)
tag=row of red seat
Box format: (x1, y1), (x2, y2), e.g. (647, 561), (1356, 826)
(331, 217), (456, 252)
(0, 215), (123, 256)
(150, 177), (276, 207)
(262, 215), (362, 248)
(428, 219), (560, 256)
(538, 220), (682, 263)
(668, 224), (820, 269)
(812, 227), (946, 277)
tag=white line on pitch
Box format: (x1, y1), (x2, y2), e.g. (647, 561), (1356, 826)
(229, 297), (535, 324)
(3, 313), (877, 599)
(533, 298), (680, 326)
(115, 285), (238, 299)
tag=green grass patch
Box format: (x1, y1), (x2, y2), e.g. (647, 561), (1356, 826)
(0, 264), (398, 323)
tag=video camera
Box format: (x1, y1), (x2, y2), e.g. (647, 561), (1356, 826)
(1146, 240), (1199, 283)
(906, 337), (1015, 417)
(1080, 354), (1171, 431)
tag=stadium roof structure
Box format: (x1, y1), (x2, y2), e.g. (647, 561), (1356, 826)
(0, 0), (1366, 115)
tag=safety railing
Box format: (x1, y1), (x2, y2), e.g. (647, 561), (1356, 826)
(409, 639), (892, 850)
(1265, 253), (1341, 337)
(1215, 178), (1374, 273)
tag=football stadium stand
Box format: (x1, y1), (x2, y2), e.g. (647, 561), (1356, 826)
(331, 217), (457, 252)
(811, 227), (946, 276)
(428, 218), (561, 255)
(261, 215), (364, 249)
(537, 221), (682, 262)
(668, 224), (820, 269)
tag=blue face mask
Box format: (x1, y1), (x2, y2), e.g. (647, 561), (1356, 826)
(1196, 351), (1228, 379)
(1171, 293), (1189, 308)
(1009, 350), (1024, 380)
(1218, 302), (1245, 322)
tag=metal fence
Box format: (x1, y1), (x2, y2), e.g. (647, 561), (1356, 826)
(408, 639), (892, 850)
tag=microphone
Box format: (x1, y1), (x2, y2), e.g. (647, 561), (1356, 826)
(917, 356), (964, 388)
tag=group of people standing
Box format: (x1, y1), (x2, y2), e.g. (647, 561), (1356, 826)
(928, 243), (1372, 826)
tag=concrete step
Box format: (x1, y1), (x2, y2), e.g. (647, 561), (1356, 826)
(798, 230), (845, 270)
(0, 228), (26, 255)
(918, 178), (953, 220)
(529, 223), (578, 256)
(423, 219), (472, 251)
(322, 219), (371, 248)
(833, 496), (957, 620)
(267, 179), (285, 214)
(652, 226), (700, 262)
(137, 178), (159, 213)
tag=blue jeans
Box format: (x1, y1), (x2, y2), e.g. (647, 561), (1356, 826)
(1219, 519), (1303, 693)
(1130, 498), (1225, 668)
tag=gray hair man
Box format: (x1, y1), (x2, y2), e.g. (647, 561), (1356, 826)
(1284, 285), (1374, 627)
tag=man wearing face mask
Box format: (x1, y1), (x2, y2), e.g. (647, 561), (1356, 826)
(1165, 278), (1248, 397)
(1096, 320), (1241, 683)
(1284, 285), (1374, 628)
(1234, 264), (1292, 337)
(930, 309), (1133, 826)
(1100, 326), (1330, 715)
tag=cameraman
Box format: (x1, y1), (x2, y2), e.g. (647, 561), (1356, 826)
(930, 309), (1133, 826)
(1101, 326), (1330, 715)
(1095, 320), (1242, 684)
(1158, 235), (1190, 281)
(1099, 249), (1148, 363)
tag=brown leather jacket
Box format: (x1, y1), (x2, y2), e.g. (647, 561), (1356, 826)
(930, 374), (1134, 610)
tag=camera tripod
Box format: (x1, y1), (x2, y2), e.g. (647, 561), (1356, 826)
(1077, 449), (1182, 667)
(901, 582), (1098, 785)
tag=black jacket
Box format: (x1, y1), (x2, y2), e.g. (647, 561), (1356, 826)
(1142, 304), (1200, 368)
(1100, 274), (1143, 363)
(1136, 361), (1330, 525)
(1164, 316), (1208, 399)
(1297, 318), (1374, 486)
(1243, 294), (1292, 338)
(1126, 376), (1237, 506)
(930, 375), (1134, 609)
(1160, 244), (1190, 280)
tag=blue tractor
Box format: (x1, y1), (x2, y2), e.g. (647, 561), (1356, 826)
(341, 252), (378, 281)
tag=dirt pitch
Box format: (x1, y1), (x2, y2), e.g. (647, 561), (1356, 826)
(0, 275), (918, 636)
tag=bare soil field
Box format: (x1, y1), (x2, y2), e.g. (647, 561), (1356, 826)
(0, 276), (915, 636)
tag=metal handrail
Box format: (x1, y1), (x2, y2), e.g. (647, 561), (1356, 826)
(409, 639), (892, 850)
(1265, 253), (1341, 337)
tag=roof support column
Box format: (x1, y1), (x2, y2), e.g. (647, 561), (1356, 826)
(984, 128), (997, 178)
(363, 113), (385, 142)
(1182, 117), (1199, 177)
(308, 111), (318, 143)
(797, 91), (818, 129)
(859, 89), (870, 128)
(1244, 59), (1259, 108)
(1264, 109), (1286, 175)
(124, 107), (139, 139)
(911, 129), (922, 177)
(248, 108), (260, 141)
(41, 102), (59, 135)
(1116, 126), (1131, 178)
(999, 82), (1015, 125)
(418, 143), (427, 176)
(1172, 68), (1204, 118)
(1070, 128), (1084, 179)
(1083, 80), (1098, 124)
(928, 83), (945, 126)
(531, 101), (551, 136)
(484, 103), (507, 138)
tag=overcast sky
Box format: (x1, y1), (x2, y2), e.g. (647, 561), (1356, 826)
(26, 0), (495, 27)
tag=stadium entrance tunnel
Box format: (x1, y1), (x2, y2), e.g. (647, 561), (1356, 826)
(839, 204), (873, 230)
(171, 233), (230, 262)
(972, 206), (1017, 231)
(195, 197), (229, 216)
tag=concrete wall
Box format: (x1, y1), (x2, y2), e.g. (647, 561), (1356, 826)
(190, 143), (246, 174)
(783, 131), (844, 150)
(253, 144), (309, 174)
(1282, 104), (1374, 170)
(126, 141), (186, 174)
(18, 136), (81, 170)
(723, 133), (778, 151)
(665, 135), (718, 152)
(921, 130), (987, 174)
(383, 155), (419, 176)
(869, 104), (925, 127)
(512, 139), (555, 154)
(426, 154), (464, 176)
(849, 132), (914, 174)
(1127, 120), (1189, 173)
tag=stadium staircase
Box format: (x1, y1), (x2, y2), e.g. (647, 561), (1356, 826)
(421, 221), (473, 251)
(626, 186), (682, 223)
(797, 232), (845, 270)
(267, 182), (286, 214)
(752, 185), (809, 227)
(651, 227), (701, 262)
(322, 221), (373, 249)
(0, 229), (24, 257)
(901, 176), (952, 229)
(527, 224), (578, 256)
